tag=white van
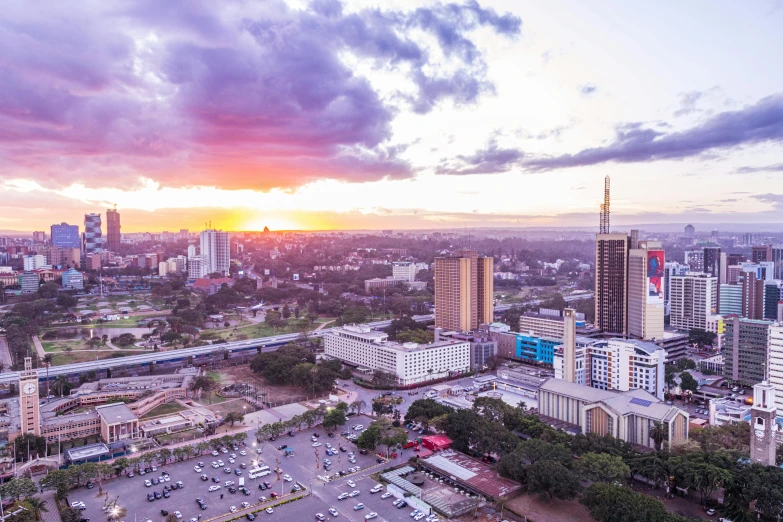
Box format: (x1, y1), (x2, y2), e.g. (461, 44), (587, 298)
(239, 478), (245, 488)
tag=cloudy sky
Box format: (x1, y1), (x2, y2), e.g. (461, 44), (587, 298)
(2, 0), (783, 232)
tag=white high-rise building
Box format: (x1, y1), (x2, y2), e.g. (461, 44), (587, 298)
(23, 255), (46, 271)
(664, 261), (689, 316)
(392, 262), (418, 282)
(200, 230), (230, 276)
(187, 255), (209, 280)
(627, 243), (665, 341)
(767, 324), (783, 412)
(187, 245), (197, 258)
(669, 273), (718, 331)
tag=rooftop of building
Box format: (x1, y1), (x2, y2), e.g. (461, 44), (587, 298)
(421, 450), (523, 499)
(521, 311), (565, 322)
(331, 325), (469, 352)
(607, 337), (666, 355)
(45, 410), (100, 426)
(66, 442), (110, 460)
(96, 402), (137, 424)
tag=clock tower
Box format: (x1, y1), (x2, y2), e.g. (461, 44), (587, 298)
(750, 380), (777, 466)
(19, 357), (40, 436)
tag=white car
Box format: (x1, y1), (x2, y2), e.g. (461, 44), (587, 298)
(225, 481), (235, 487)
(265, 508), (274, 514)
(313, 442), (322, 447)
(381, 493), (392, 499)
(222, 448), (229, 454)
(364, 514), (377, 520)
(328, 508), (339, 517)
(174, 512), (182, 519)
(70, 502), (85, 508)
(283, 474), (292, 482)
(194, 466), (202, 472)
(228, 458), (235, 464)
(414, 514), (426, 521)
(325, 443), (332, 448)
(240, 450), (247, 456)
(349, 490), (360, 498)
(212, 462), (220, 468)
(230, 506), (237, 513)
(370, 485), (383, 494)
(212, 451), (219, 456)
(353, 425), (363, 430)
(218, 460), (224, 466)
(209, 485), (221, 492)
(347, 480), (356, 488)
(259, 496), (267, 501)
(241, 502), (250, 508)
(163, 476), (171, 482)
(338, 493), (349, 501)
(230, 454), (237, 459)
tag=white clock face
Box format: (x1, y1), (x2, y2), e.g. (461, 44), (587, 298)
(23, 383), (36, 395)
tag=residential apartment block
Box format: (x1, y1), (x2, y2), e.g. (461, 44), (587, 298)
(434, 250), (493, 332)
(669, 273), (717, 331)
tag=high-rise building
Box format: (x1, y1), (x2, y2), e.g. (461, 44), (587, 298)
(18, 357), (40, 436)
(106, 208), (121, 253)
(200, 230), (230, 276)
(187, 244), (197, 258)
(595, 233), (630, 335)
(23, 255), (46, 271)
(764, 281), (783, 321)
(32, 231), (46, 243)
(627, 243), (665, 341)
(669, 273), (718, 331)
(664, 262), (689, 316)
(20, 272), (40, 294)
(727, 253), (746, 266)
(684, 224), (695, 237)
(392, 262), (418, 282)
(749, 381), (778, 466)
(50, 222), (80, 249)
(766, 325), (783, 411)
(61, 268), (84, 290)
(684, 250), (705, 272)
(753, 245), (773, 264)
(83, 213), (103, 254)
(719, 284), (743, 316)
(741, 262), (775, 282)
(723, 316), (773, 387)
(187, 255), (209, 280)
(562, 308), (576, 383)
(703, 247), (722, 284)
(433, 250), (494, 332)
(741, 272), (766, 320)
(772, 246), (783, 280)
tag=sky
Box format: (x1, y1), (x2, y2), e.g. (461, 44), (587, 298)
(2, 0), (783, 233)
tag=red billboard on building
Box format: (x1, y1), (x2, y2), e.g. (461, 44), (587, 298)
(647, 249), (664, 302)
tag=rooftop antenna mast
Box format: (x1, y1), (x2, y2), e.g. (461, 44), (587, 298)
(599, 175), (610, 234)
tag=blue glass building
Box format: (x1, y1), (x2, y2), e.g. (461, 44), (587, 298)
(50, 222), (80, 249)
(515, 334), (559, 365)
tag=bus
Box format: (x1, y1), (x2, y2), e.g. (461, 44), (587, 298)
(249, 466), (271, 479)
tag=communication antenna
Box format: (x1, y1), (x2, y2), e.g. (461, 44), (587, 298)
(599, 175), (610, 234)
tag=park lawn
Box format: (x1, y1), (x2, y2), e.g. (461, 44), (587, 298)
(50, 350), (146, 366)
(140, 402), (188, 420)
(200, 392), (231, 405)
(42, 340), (92, 352)
(208, 399), (251, 418)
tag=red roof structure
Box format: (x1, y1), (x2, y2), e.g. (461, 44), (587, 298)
(421, 435), (452, 451)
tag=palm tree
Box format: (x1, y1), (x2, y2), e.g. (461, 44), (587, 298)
(351, 399), (366, 416)
(42, 354), (53, 399)
(649, 421), (669, 451)
(53, 375), (69, 397)
(24, 497), (48, 521)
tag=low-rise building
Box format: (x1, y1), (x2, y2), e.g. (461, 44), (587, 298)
(537, 378), (689, 450)
(324, 324), (471, 385)
(61, 268), (84, 290)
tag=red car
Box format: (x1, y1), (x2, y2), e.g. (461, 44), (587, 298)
(270, 492), (278, 498)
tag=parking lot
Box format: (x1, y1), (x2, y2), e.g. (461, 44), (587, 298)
(68, 415), (428, 522)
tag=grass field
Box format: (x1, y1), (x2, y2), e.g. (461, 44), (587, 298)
(50, 350), (146, 366)
(208, 398), (251, 418)
(140, 402), (188, 420)
(42, 340), (92, 352)
(200, 392), (231, 405)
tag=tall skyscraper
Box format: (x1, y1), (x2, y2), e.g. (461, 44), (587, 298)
(769, 325), (783, 411)
(684, 224), (695, 237)
(200, 229), (230, 276)
(773, 246), (783, 280)
(752, 245), (773, 264)
(627, 242), (665, 340)
(562, 308), (576, 383)
(663, 261), (689, 316)
(595, 233), (630, 335)
(723, 316), (773, 387)
(50, 222), (80, 249)
(669, 273), (717, 331)
(764, 281), (783, 320)
(83, 213), (103, 254)
(741, 272), (765, 320)
(434, 250), (494, 331)
(106, 208), (121, 253)
(684, 250), (704, 272)
(703, 246), (722, 278)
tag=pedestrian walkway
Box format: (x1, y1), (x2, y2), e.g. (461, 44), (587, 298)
(39, 490), (63, 522)
(32, 336), (46, 359)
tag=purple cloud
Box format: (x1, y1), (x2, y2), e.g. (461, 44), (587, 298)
(579, 83), (597, 96)
(734, 163), (783, 174)
(0, 0), (520, 190)
(751, 193), (783, 209)
(523, 94), (783, 172)
(436, 136), (524, 175)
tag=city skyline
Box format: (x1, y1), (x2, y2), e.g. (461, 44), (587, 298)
(3, 1), (783, 232)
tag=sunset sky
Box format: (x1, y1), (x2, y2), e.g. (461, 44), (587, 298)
(2, 0), (783, 232)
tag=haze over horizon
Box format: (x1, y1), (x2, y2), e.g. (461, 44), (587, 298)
(3, 0), (783, 232)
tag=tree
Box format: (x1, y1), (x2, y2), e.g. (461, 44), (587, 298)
(580, 483), (672, 522)
(679, 371), (699, 393)
(190, 375), (216, 398)
(56, 293), (77, 309)
(648, 422), (668, 451)
(0, 478), (38, 500)
(40, 469), (72, 499)
(24, 497), (48, 522)
(574, 452), (630, 483)
(323, 408), (347, 431)
(380, 426), (408, 457)
(688, 328), (716, 349)
(404, 399), (453, 423)
(224, 412), (245, 426)
(526, 460), (580, 502)
(356, 424), (383, 451)
(350, 399), (366, 416)
(371, 369), (397, 388)
(669, 451), (733, 505)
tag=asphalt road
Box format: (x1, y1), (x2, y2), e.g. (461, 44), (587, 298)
(67, 415), (426, 522)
